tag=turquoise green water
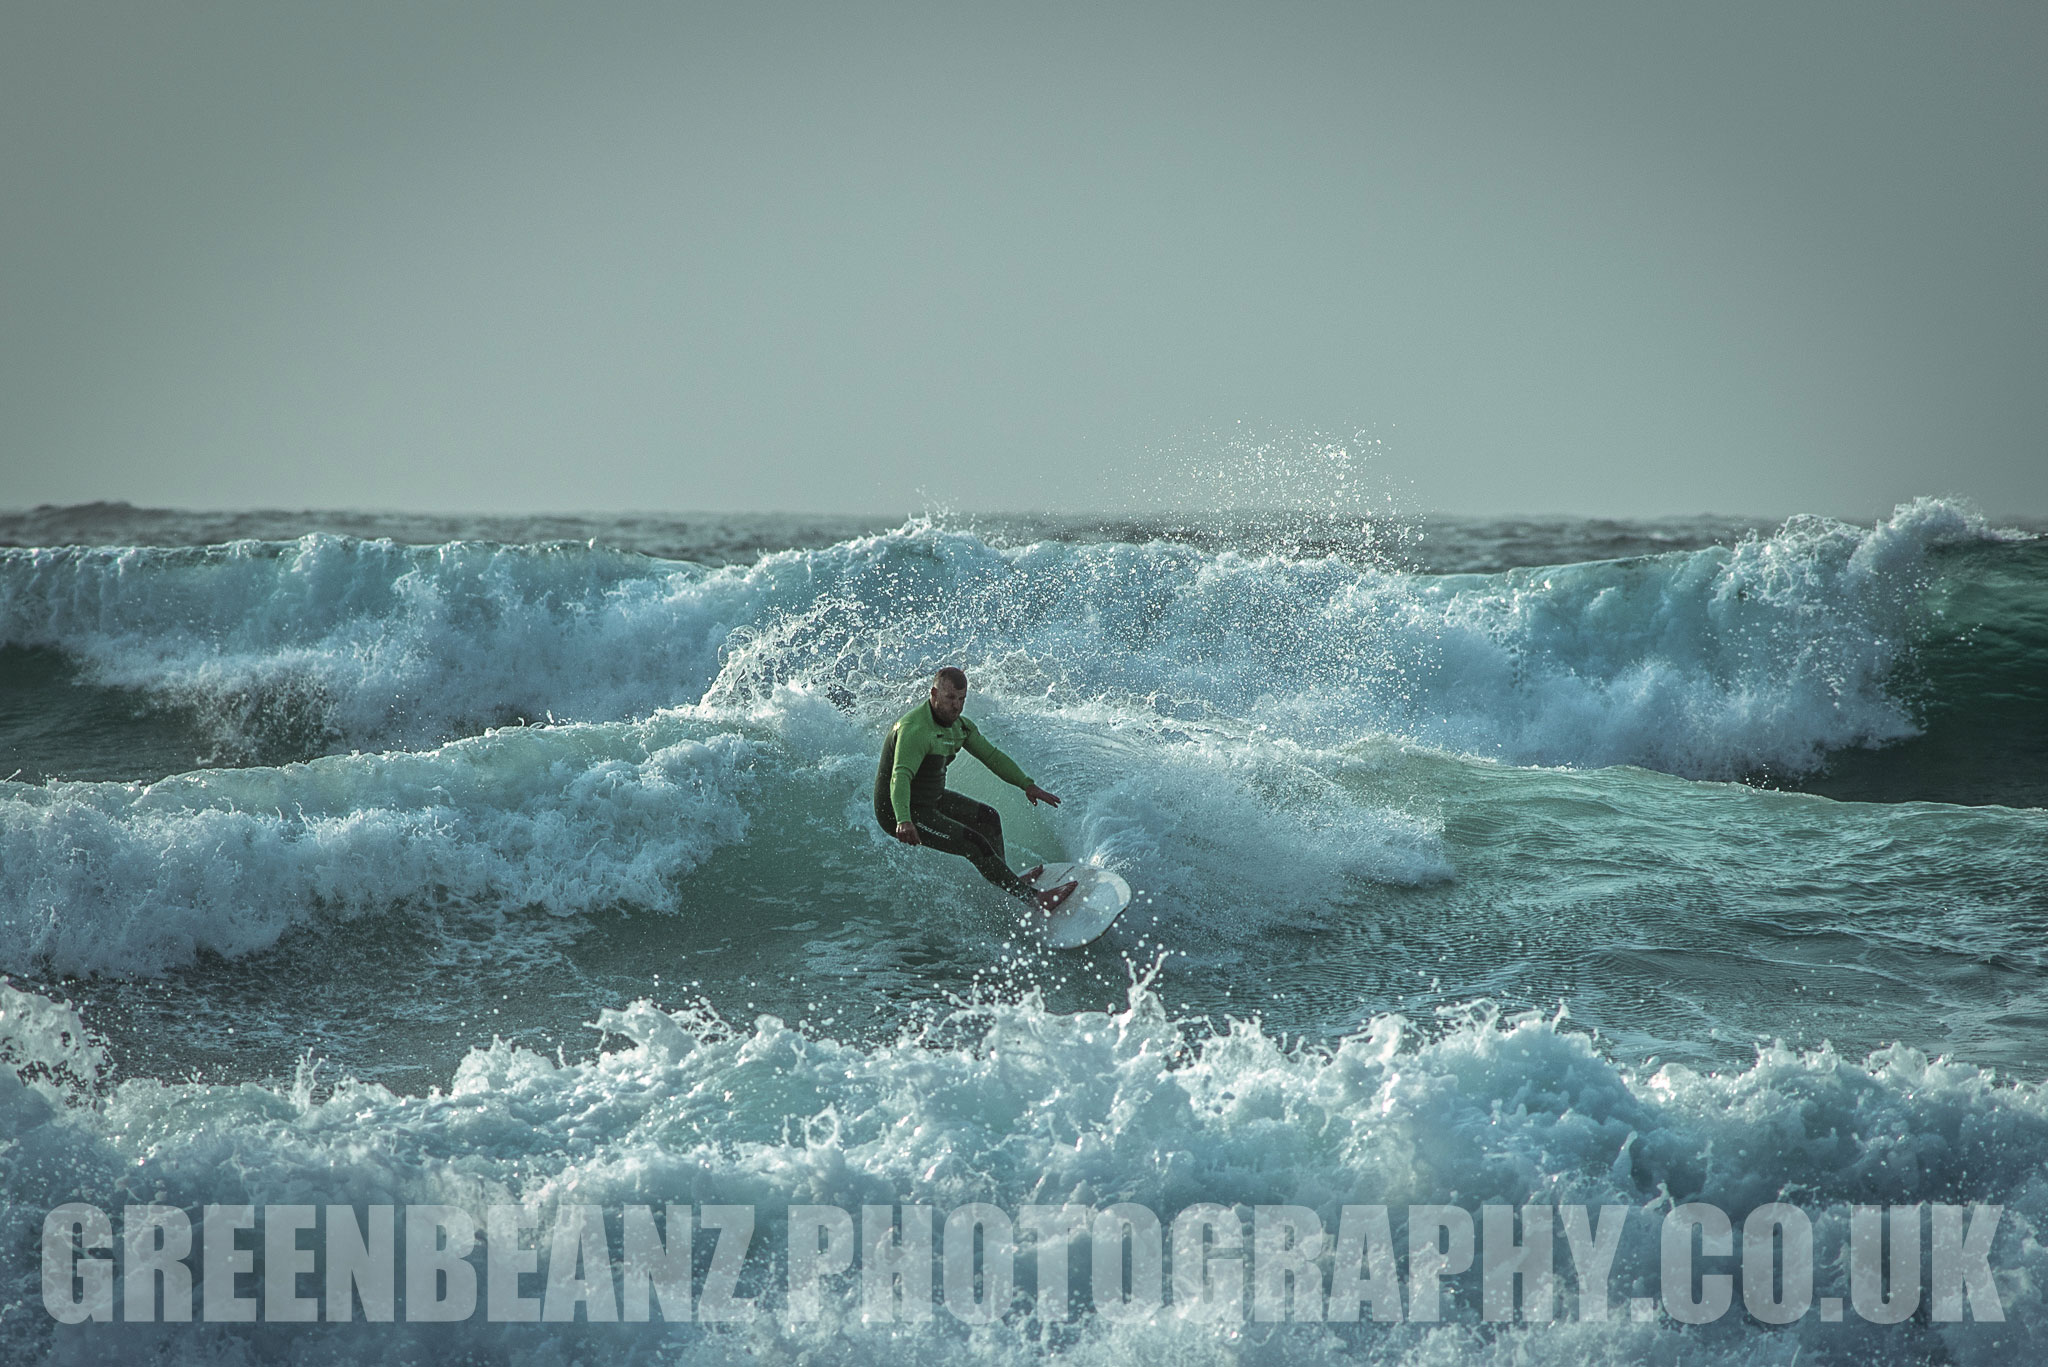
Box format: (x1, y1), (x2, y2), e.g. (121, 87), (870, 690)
(3, 501), (2045, 1363)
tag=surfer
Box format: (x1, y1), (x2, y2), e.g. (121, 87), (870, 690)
(875, 667), (1078, 912)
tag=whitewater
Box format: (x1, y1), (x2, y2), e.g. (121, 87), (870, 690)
(3, 497), (2046, 1364)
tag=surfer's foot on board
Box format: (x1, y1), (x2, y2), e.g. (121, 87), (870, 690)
(1037, 880), (1078, 913)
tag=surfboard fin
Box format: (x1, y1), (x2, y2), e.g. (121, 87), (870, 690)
(1039, 880), (1079, 913)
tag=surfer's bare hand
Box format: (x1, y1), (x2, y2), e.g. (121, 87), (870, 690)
(894, 821), (921, 845)
(1024, 785), (1061, 807)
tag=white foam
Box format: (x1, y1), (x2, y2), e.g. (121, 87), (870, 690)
(0, 721), (760, 976)
(0, 500), (1998, 781)
(2, 980), (2042, 1362)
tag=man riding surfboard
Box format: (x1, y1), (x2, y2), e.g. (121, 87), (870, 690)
(874, 667), (1077, 912)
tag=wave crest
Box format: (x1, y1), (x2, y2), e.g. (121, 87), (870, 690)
(0, 498), (2005, 781)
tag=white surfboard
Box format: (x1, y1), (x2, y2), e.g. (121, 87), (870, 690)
(1024, 861), (1131, 948)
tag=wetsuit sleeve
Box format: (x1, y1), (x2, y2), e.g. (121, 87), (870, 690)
(962, 718), (1033, 790)
(889, 723), (931, 825)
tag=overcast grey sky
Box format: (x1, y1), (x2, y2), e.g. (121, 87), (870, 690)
(3, 2), (2044, 518)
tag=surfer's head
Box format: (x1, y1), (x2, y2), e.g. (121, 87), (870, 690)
(929, 667), (968, 725)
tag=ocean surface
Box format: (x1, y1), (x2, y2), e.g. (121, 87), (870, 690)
(2, 497), (2045, 1364)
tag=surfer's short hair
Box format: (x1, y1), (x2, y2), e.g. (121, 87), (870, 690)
(933, 666), (968, 690)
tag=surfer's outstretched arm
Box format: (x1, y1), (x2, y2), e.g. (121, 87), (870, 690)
(960, 720), (1060, 806)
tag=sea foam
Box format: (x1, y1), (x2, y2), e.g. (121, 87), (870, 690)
(3, 979), (2042, 1364)
(0, 499), (1998, 780)
(0, 722), (760, 976)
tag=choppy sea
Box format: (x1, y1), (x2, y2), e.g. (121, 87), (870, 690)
(2, 497), (2045, 1364)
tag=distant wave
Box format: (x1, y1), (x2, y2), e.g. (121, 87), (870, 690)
(0, 498), (2012, 778)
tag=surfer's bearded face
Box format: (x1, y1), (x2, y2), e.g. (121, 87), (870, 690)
(929, 678), (967, 726)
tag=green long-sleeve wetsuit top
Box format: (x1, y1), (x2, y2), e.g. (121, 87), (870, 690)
(873, 701), (1035, 827)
